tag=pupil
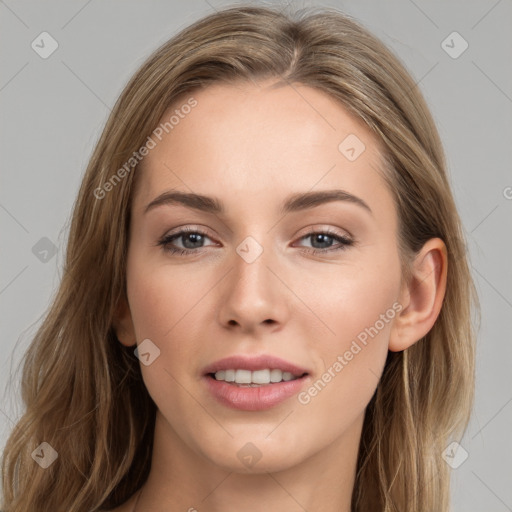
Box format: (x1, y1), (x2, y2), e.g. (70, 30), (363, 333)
(183, 233), (203, 249)
(313, 234), (332, 249)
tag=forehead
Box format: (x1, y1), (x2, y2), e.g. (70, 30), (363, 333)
(133, 80), (393, 220)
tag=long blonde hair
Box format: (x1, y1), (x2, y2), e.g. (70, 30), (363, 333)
(1, 5), (478, 511)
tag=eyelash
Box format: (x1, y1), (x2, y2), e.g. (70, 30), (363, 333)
(157, 226), (354, 256)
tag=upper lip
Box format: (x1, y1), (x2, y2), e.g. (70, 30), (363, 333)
(202, 354), (310, 377)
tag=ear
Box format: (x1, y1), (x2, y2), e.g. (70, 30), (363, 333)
(112, 295), (137, 347)
(389, 238), (448, 352)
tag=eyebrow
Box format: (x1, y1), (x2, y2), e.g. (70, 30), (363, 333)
(144, 189), (372, 216)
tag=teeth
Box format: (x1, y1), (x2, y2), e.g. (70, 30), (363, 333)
(251, 369), (270, 384)
(235, 369), (252, 384)
(270, 369), (282, 382)
(213, 368), (301, 385)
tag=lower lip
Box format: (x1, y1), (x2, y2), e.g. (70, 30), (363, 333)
(204, 375), (309, 411)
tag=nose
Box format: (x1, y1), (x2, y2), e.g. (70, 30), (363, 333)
(217, 238), (290, 334)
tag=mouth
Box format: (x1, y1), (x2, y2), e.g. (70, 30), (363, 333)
(206, 368), (308, 387)
(201, 354), (311, 411)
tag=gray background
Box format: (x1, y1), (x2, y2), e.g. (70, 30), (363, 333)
(1, 0), (511, 509)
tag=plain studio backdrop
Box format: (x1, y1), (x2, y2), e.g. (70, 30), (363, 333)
(0, 1), (511, 510)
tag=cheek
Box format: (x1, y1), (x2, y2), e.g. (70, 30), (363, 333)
(125, 261), (210, 422)
(291, 308), (396, 455)
(125, 251), (221, 390)
(295, 251), (401, 412)
(126, 247), (215, 342)
(298, 246), (401, 349)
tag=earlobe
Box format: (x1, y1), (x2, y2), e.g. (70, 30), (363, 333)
(112, 296), (137, 347)
(388, 238), (448, 352)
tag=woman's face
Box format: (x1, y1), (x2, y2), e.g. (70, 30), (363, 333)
(123, 80), (404, 472)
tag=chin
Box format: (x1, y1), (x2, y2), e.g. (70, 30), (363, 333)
(199, 435), (309, 474)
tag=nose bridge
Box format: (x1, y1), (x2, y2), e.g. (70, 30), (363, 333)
(231, 233), (273, 300)
(217, 231), (287, 330)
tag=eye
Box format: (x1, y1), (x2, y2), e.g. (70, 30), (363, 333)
(295, 229), (354, 254)
(157, 227), (354, 257)
(157, 227), (216, 256)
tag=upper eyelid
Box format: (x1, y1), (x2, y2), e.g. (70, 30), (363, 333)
(163, 226), (214, 241)
(162, 226), (352, 239)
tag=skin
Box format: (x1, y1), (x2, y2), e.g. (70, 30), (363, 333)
(112, 79), (447, 512)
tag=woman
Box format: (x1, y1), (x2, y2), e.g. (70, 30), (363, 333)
(1, 4), (478, 511)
